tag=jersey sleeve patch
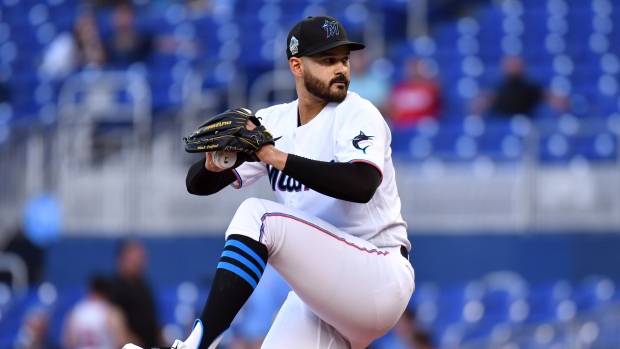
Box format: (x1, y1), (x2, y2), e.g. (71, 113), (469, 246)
(351, 131), (374, 154)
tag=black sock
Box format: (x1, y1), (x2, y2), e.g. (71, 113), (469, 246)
(198, 234), (268, 348)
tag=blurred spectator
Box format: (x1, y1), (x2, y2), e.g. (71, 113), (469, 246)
(103, 4), (153, 69)
(62, 275), (138, 349)
(348, 51), (390, 113)
(385, 57), (442, 128)
(108, 239), (162, 348)
(14, 306), (58, 349)
(412, 331), (435, 349)
(469, 55), (568, 117)
(40, 9), (106, 81)
(187, 0), (215, 19)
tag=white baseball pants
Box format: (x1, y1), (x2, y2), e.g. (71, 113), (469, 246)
(225, 198), (415, 349)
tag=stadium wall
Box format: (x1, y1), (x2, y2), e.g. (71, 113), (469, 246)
(44, 232), (620, 291)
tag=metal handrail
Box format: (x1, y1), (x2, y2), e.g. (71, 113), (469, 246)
(0, 252), (28, 295)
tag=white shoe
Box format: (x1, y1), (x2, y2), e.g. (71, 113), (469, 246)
(122, 340), (186, 349)
(122, 319), (211, 349)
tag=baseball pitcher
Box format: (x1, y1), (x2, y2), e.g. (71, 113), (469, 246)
(124, 15), (414, 349)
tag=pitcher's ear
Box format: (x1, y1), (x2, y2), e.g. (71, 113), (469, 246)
(290, 57), (303, 77)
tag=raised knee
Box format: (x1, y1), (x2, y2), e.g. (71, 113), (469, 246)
(225, 198), (267, 242)
(236, 197), (264, 216)
(240, 197), (261, 208)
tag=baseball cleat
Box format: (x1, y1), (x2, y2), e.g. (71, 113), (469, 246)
(123, 343), (142, 349)
(122, 345), (143, 349)
(122, 340), (187, 349)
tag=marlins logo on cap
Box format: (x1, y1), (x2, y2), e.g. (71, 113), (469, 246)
(322, 19), (339, 38)
(286, 16), (365, 59)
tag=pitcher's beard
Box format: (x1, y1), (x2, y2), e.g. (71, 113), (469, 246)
(304, 70), (349, 103)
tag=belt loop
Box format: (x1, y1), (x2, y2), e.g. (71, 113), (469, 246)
(400, 246), (409, 260)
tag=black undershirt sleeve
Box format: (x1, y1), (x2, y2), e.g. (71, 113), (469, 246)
(186, 158), (237, 195)
(282, 154), (382, 203)
(186, 155), (382, 203)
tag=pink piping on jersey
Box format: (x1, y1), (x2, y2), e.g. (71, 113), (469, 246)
(232, 168), (243, 188)
(259, 212), (390, 256)
(348, 159), (384, 185)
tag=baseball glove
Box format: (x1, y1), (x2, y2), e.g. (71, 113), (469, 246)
(183, 108), (277, 162)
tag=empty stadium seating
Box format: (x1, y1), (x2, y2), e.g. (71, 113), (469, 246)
(2, 273), (618, 347)
(1, 0), (620, 347)
(1, 0), (618, 167)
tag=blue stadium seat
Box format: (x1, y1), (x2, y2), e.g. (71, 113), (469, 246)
(146, 52), (187, 112)
(390, 127), (419, 157)
(192, 16), (221, 57)
(47, 285), (83, 344)
(476, 7), (505, 45)
(433, 23), (461, 56)
(478, 125), (525, 161)
(234, 14), (277, 77)
(578, 133), (618, 161)
(573, 276), (617, 311)
(157, 284), (188, 326)
(434, 281), (486, 329)
(408, 282), (440, 325)
(0, 286), (45, 346)
(522, 10), (550, 40)
(526, 280), (574, 323)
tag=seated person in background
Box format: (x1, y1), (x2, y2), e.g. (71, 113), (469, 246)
(62, 275), (138, 349)
(40, 9), (107, 81)
(469, 55), (568, 117)
(109, 239), (162, 348)
(104, 3), (153, 69)
(385, 57), (442, 129)
(15, 306), (58, 349)
(348, 50), (390, 114)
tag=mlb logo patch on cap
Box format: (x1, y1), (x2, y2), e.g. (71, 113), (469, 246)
(289, 36), (299, 56)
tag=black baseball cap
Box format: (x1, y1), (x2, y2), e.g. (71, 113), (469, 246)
(286, 16), (365, 59)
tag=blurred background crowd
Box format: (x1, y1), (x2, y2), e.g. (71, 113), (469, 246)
(1, 0), (620, 348)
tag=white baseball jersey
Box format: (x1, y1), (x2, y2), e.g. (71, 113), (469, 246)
(224, 91), (414, 348)
(231, 91), (409, 251)
(64, 298), (119, 349)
